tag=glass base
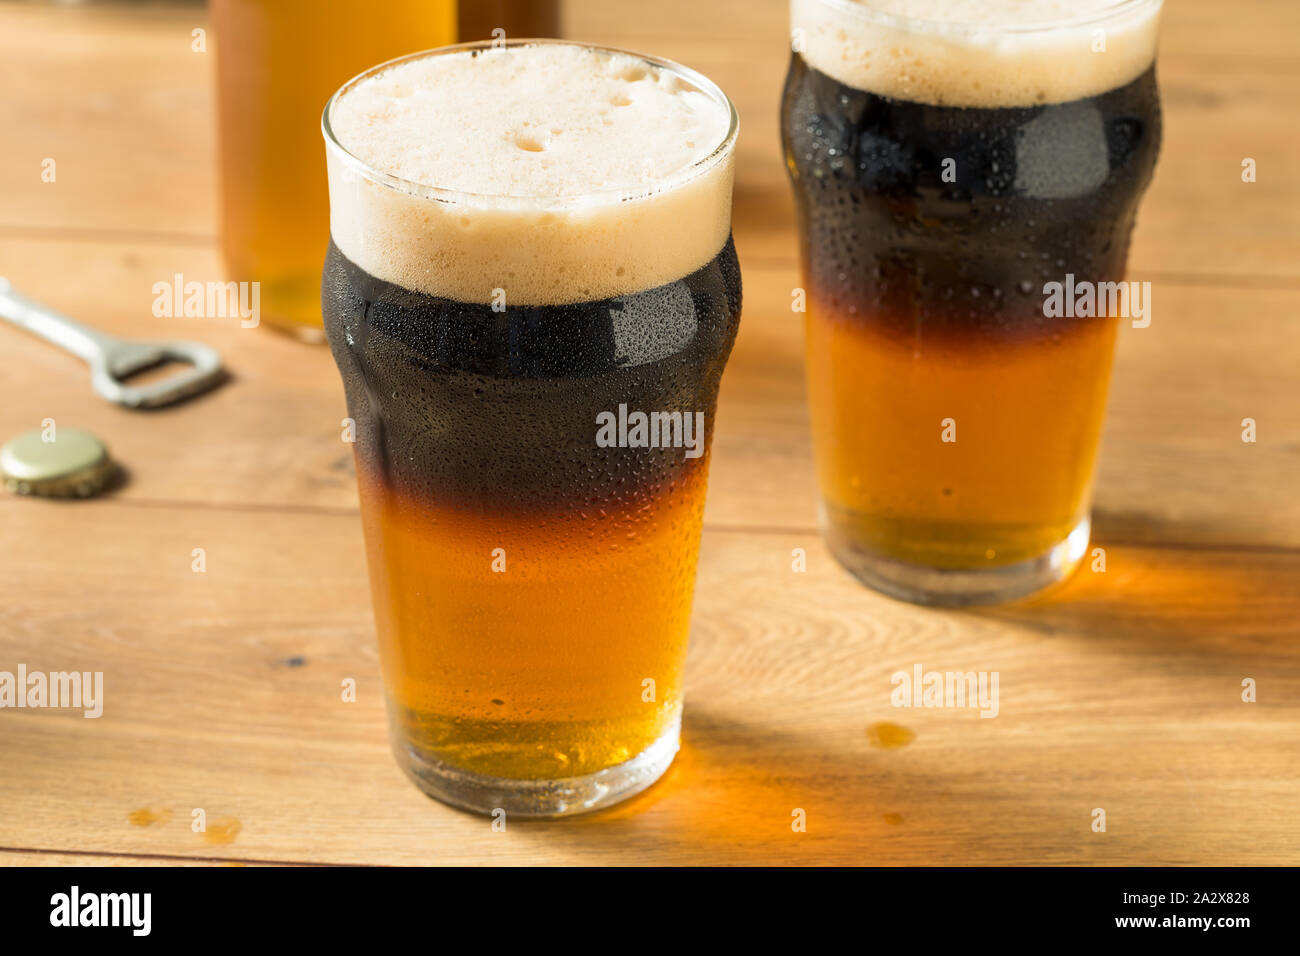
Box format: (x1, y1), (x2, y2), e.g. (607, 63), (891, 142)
(824, 511), (1091, 607)
(392, 715), (681, 818)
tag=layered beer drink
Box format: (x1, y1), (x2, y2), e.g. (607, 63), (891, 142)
(322, 42), (739, 815)
(782, 0), (1163, 604)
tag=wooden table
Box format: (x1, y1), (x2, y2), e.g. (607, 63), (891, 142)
(1, 0), (1296, 866)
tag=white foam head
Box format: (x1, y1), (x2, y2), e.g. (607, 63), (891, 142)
(792, 0), (1162, 107)
(324, 42), (736, 305)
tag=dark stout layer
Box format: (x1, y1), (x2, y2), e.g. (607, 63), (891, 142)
(781, 55), (1162, 346)
(322, 237), (742, 513)
(323, 235), (740, 781)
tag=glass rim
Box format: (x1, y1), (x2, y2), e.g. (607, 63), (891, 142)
(803, 0), (1163, 37)
(321, 38), (740, 209)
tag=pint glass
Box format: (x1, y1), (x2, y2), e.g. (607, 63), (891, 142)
(213, 0), (456, 340)
(782, 0), (1163, 604)
(322, 42), (740, 815)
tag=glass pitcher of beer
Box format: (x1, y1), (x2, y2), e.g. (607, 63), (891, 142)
(212, 0), (457, 341)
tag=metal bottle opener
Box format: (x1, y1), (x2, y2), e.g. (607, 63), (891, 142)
(0, 276), (225, 409)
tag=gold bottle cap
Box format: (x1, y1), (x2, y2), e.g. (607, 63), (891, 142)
(1, 427), (116, 498)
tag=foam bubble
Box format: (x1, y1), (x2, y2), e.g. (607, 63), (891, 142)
(325, 43), (735, 305)
(792, 0), (1162, 107)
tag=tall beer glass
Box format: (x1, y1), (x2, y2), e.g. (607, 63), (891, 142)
(322, 42), (740, 815)
(213, 0), (456, 340)
(782, 0), (1163, 605)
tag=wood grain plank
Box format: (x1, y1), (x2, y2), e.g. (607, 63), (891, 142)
(0, 3), (216, 238)
(1, 1), (1298, 280)
(566, 0), (1300, 66)
(0, 502), (1295, 865)
(722, 261), (1300, 548)
(1, 236), (1296, 549)
(1, 0), (1297, 869)
(0, 850), (264, 867)
(590, 40), (1300, 286)
(573, 0), (1300, 283)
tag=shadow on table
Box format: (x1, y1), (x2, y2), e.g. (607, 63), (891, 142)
(1091, 506), (1290, 552)
(498, 537), (1297, 863)
(498, 714), (1005, 865)
(974, 538), (1296, 660)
